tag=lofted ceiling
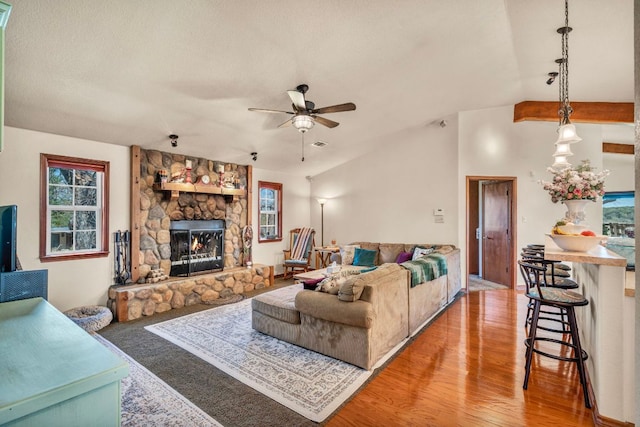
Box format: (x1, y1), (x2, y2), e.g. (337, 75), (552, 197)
(4, 0), (634, 176)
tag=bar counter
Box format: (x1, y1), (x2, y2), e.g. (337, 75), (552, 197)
(544, 236), (633, 423)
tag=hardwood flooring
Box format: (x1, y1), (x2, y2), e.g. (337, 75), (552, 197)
(327, 289), (594, 427)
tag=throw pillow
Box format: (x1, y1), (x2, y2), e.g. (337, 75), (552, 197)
(395, 251), (413, 264)
(339, 244), (360, 265)
(353, 247), (377, 267)
(338, 276), (366, 302)
(316, 276), (344, 294)
(412, 246), (434, 260)
(302, 277), (323, 290)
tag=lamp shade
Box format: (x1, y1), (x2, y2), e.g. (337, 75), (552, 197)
(553, 141), (574, 157)
(292, 115), (315, 133)
(552, 155), (571, 169)
(555, 123), (582, 144)
(317, 198), (327, 205)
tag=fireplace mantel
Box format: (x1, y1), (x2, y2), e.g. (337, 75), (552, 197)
(153, 182), (246, 201)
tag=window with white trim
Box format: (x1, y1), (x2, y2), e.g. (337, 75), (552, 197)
(258, 181), (282, 242)
(40, 154), (109, 261)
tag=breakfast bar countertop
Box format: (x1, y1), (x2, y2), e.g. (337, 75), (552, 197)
(544, 235), (627, 267)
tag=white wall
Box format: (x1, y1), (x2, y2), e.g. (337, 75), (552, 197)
(0, 127), (130, 311)
(458, 105), (606, 283)
(310, 116), (460, 247)
(604, 152), (635, 192)
(250, 168), (310, 275)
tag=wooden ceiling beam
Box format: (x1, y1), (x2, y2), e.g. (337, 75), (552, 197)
(513, 101), (634, 124)
(603, 142), (634, 154)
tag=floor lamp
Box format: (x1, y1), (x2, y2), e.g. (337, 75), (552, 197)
(317, 198), (326, 247)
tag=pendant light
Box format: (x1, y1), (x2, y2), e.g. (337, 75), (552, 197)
(552, 0), (580, 168)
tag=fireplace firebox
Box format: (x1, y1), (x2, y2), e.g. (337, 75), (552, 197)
(170, 220), (225, 276)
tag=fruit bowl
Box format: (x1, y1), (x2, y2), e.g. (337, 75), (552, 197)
(547, 233), (607, 252)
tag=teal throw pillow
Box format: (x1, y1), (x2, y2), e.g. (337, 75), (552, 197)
(353, 247), (376, 267)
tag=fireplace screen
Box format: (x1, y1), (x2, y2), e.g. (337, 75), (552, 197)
(170, 220), (224, 276)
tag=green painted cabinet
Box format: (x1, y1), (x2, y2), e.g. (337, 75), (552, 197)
(0, 298), (128, 426)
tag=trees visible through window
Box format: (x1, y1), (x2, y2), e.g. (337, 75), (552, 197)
(40, 154), (109, 261)
(259, 181), (282, 242)
(603, 191), (635, 269)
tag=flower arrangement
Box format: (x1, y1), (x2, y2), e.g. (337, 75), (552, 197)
(540, 160), (609, 203)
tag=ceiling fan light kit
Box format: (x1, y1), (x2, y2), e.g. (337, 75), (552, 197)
(292, 115), (314, 133)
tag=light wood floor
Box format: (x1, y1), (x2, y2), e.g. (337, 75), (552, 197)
(327, 289), (594, 427)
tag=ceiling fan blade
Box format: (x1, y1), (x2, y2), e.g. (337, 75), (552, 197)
(248, 108), (294, 114)
(313, 115), (340, 128)
(312, 102), (356, 114)
(278, 117), (293, 128)
(287, 90), (307, 112)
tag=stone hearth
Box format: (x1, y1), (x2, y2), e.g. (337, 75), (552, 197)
(108, 264), (273, 322)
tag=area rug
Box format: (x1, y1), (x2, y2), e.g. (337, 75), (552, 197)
(145, 285), (405, 422)
(94, 334), (222, 427)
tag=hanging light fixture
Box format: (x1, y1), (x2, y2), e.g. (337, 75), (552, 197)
(552, 0), (580, 168)
(292, 114), (315, 133)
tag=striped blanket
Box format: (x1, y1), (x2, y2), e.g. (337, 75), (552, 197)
(290, 227), (314, 260)
(400, 253), (448, 287)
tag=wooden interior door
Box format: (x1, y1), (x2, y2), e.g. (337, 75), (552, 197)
(482, 181), (512, 286)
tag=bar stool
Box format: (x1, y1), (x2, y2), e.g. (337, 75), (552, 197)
(518, 260), (590, 408)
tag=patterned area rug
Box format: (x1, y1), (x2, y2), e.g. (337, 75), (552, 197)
(145, 285), (403, 423)
(94, 334), (222, 427)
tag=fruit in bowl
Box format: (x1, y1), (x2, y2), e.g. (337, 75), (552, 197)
(551, 221), (589, 236)
(547, 233), (607, 252)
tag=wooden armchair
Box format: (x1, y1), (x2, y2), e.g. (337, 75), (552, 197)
(282, 227), (315, 279)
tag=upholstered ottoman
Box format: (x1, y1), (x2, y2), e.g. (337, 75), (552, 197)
(251, 286), (303, 344)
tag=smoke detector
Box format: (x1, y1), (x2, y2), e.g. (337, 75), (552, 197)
(312, 140), (328, 148)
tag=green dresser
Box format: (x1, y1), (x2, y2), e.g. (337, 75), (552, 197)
(0, 298), (128, 426)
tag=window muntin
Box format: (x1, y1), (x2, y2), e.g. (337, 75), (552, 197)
(40, 154), (109, 261)
(258, 181), (282, 243)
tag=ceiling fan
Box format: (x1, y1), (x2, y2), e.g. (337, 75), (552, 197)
(248, 84), (356, 133)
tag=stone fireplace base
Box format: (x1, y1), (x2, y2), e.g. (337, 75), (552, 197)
(108, 264), (273, 322)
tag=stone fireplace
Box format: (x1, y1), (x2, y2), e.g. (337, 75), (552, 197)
(137, 148), (249, 282)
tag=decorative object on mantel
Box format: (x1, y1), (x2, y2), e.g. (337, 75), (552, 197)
(546, 0), (581, 168)
(540, 159), (609, 225)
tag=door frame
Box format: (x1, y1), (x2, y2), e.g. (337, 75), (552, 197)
(465, 176), (518, 289)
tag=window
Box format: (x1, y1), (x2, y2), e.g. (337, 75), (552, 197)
(40, 154), (109, 261)
(258, 181), (282, 243)
(602, 191), (635, 269)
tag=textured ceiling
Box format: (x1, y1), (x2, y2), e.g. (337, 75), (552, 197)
(4, 0), (634, 176)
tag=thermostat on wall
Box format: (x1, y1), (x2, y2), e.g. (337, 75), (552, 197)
(433, 208), (444, 216)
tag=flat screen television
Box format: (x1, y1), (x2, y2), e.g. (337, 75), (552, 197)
(0, 204), (17, 273)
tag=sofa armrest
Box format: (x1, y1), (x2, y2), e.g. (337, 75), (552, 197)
(295, 291), (374, 329)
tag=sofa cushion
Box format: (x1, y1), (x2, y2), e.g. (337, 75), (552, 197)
(339, 244), (360, 265)
(252, 290), (301, 324)
(295, 291), (375, 329)
(353, 247), (377, 267)
(379, 243), (405, 264)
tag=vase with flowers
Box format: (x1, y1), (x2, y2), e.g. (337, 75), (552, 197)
(540, 160), (609, 225)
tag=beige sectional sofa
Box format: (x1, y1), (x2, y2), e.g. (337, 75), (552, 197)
(251, 243), (461, 370)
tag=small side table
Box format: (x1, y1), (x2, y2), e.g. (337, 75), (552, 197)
(314, 246), (340, 269)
